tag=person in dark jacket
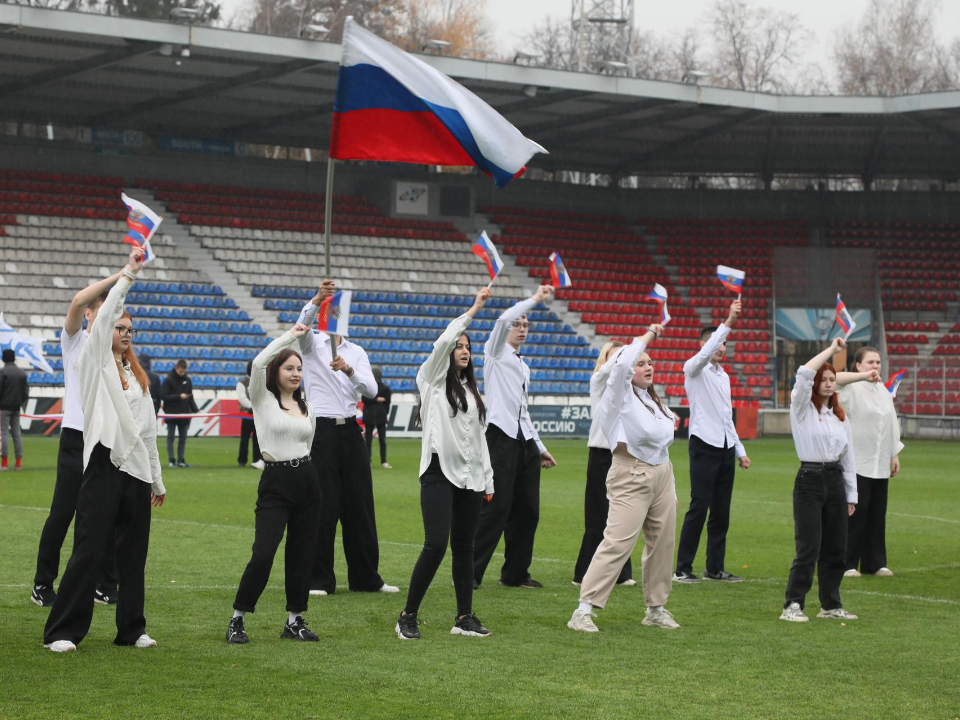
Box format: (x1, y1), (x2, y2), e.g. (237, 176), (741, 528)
(140, 355), (163, 415)
(0, 348), (29, 471)
(161, 359), (198, 468)
(362, 367), (392, 469)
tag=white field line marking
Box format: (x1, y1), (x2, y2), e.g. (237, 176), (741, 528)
(738, 499), (960, 525)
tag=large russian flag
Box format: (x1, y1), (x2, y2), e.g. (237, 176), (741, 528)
(329, 18), (547, 188)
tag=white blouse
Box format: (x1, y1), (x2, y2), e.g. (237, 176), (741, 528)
(75, 273), (164, 496)
(837, 381), (904, 480)
(251, 331), (316, 462)
(417, 313), (494, 495)
(598, 341), (676, 468)
(587, 352), (618, 450)
(789, 366), (858, 503)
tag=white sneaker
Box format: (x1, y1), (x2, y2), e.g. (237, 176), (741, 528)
(617, 578), (638, 587)
(251, 460), (265, 470)
(817, 607), (858, 620)
(779, 602), (809, 622)
(642, 607), (680, 629)
(381, 463), (393, 469)
(874, 567), (894, 577)
(134, 634), (157, 648)
(571, 580), (581, 587)
(843, 568), (861, 578)
(567, 608), (599, 633)
(378, 583), (400, 593)
(44, 640), (77, 653)
(309, 589), (328, 596)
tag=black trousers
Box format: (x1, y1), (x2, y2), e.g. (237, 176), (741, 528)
(237, 418), (262, 466)
(404, 455), (484, 616)
(365, 422), (388, 464)
(43, 443), (152, 646)
(166, 419), (190, 464)
(784, 465), (848, 611)
(234, 460), (322, 613)
(34, 428), (118, 589)
(310, 418), (384, 593)
(574, 447), (633, 584)
(675, 434), (737, 575)
(846, 475), (889, 574)
(473, 424), (542, 586)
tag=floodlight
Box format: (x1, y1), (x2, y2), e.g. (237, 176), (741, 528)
(180, 47), (191, 58)
(522, 85), (537, 98)
(169, 6), (200, 20)
(422, 39), (451, 52)
(158, 43), (174, 57)
(681, 70), (709, 84)
(301, 24), (330, 37)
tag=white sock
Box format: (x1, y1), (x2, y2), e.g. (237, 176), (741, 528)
(233, 610), (245, 619)
(288, 612), (301, 624)
(648, 605), (662, 613)
(578, 602), (593, 613)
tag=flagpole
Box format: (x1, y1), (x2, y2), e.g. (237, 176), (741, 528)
(324, 156), (338, 361)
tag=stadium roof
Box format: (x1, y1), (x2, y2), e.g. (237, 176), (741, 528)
(3, 5), (960, 181)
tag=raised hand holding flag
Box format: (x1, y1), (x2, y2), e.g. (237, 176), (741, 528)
(647, 283), (672, 325)
(471, 231), (504, 288)
(120, 193), (162, 265)
(835, 293), (856, 339)
(316, 289), (352, 337)
(716, 265), (745, 300)
(885, 369), (907, 398)
(549, 252), (573, 289)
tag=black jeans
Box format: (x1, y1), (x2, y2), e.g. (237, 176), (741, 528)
(473, 424), (542, 586)
(310, 418), (384, 593)
(43, 443), (152, 647)
(166, 419), (191, 464)
(676, 434), (737, 575)
(574, 447), (633, 584)
(404, 455), (484, 617)
(784, 465), (848, 611)
(234, 460), (322, 613)
(34, 428), (117, 589)
(237, 418), (261, 466)
(365, 422), (388, 464)
(846, 475), (889, 574)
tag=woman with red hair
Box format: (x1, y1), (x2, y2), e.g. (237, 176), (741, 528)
(44, 247), (165, 652)
(781, 337), (862, 623)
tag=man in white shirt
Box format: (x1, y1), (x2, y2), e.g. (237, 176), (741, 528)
(297, 280), (397, 596)
(674, 299), (752, 584)
(473, 285), (558, 589)
(32, 272), (124, 608)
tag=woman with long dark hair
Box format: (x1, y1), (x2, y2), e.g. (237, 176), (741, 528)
(226, 323), (322, 644)
(781, 337), (860, 623)
(396, 288), (494, 640)
(43, 247), (165, 653)
(568, 324), (680, 633)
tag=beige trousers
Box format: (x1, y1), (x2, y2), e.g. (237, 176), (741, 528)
(579, 447), (677, 610)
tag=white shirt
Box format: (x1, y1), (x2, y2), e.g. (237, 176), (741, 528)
(482, 296), (546, 454)
(789, 366), (858, 503)
(837, 381), (904, 479)
(417, 313), (494, 495)
(588, 352), (619, 450)
(251, 331), (316, 462)
(236, 380), (252, 412)
(76, 274), (164, 496)
(599, 341), (676, 468)
(60, 327), (88, 432)
(684, 324), (746, 457)
(296, 301), (378, 417)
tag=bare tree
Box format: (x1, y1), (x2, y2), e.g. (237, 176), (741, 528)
(234, 0), (402, 41)
(515, 17), (577, 70)
(670, 27), (706, 80)
(708, 0), (811, 93)
(834, 0), (959, 95)
(399, 0), (492, 60)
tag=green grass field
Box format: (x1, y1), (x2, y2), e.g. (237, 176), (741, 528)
(1, 435), (958, 720)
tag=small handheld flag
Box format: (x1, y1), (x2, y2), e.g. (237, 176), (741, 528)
(647, 283), (672, 325)
(716, 265), (745, 296)
(471, 231), (504, 286)
(0, 313), (54, 373)
(885, 369), (907, 398)
(549, 252), (573, 289)
(835, 293), (856, 339)
(120, 193), (162, 265)
(316, 290), (352, 337)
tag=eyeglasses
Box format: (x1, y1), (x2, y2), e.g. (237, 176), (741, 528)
(115, 326), (137, 338)
(511, 323), (530, 330)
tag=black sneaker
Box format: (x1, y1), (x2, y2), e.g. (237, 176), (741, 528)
(396, 612), (420, 640)
(31, 584), (56, 607)
(703, 570), (744, 583)
(280, 616), (318, 642)
(672, 571), (701, 584)
(450, 614), (491, 637)
(226, 616), (249, 644)
(178, 462), (192, 468)
(499, 577), (543, 588)
(94, 583), (118, 605)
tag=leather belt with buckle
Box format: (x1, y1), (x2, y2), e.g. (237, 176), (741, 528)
(264, 455), (311, 469)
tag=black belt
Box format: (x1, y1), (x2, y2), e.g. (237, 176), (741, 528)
(800, 461), (843, 471)
(264, 455), (311, 469)
(317, 416), (356, 426)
